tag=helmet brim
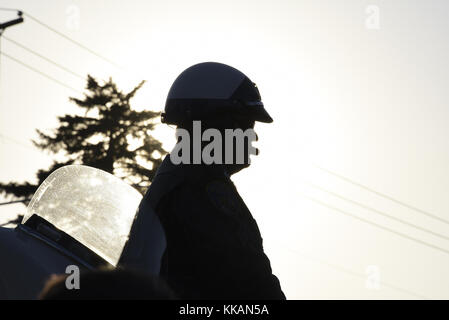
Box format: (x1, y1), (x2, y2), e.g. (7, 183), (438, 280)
(252, 107), (273, 123)
(242, 102), (273, 123)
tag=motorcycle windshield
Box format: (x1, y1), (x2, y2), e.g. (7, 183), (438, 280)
(22, 165), (142, 266)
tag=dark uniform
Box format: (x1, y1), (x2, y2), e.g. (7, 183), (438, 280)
(143, 155), (285, 299)
(121, 61), (285, 299)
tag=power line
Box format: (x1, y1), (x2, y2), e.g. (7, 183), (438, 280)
(0, 199), (30, 206)
(306, 181), (449, 242)
(0, 8), (21, 12)
(302, 194), (449, 256)
(23, 12), (121, 68)
(1, 51), (82, 93)
(3, 35), (85, 80)
(273, 242), (428, 299)
(314, 165), (449, 226)
(0, 133), (43, 154)
(0, 133), (33, 148)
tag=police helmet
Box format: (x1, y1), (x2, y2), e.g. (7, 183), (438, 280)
(161, 62), (273, 125)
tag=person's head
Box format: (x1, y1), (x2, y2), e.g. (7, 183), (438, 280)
(163, 62), (273, 173)
(38, 268), (176, 300)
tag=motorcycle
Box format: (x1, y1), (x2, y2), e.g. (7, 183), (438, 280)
(0, 165), (166, 299)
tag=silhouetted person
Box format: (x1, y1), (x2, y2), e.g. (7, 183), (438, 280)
(122, 62), (285, 299)
(39, 268), (176, 300)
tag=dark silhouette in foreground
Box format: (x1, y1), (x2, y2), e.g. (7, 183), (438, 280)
(39, 269), (175, 300)
(0, 165), (165, 299)
(121, 62), (285, 299)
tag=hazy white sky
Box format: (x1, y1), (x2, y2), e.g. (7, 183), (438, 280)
(1, 0), (449, 299)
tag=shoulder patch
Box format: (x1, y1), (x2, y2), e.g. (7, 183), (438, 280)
(206, 180), (242, 217)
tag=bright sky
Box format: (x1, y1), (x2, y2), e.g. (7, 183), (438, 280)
(1, 0), (449, 299)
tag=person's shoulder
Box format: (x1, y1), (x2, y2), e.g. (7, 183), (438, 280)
(204, 178), (248, 218)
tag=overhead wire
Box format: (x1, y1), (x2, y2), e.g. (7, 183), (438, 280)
(1, 51), (82, 93)
(3, 35), (85, 80)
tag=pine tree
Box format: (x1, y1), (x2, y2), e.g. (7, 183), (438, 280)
(0, 75), (166, 203)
